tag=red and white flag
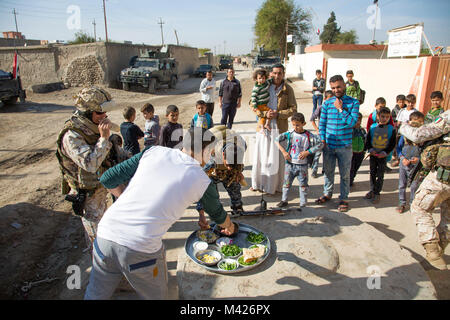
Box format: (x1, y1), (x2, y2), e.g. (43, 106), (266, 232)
(316, 28), (320, 35)
(13, 52), (19, 79)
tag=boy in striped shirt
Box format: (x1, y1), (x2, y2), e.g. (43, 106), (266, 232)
(251, 69), (272, 131)
(317, 75), (360, 213)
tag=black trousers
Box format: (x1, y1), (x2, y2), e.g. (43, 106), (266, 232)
(221, 103), (237, 129)
(369, 156), (387, 195)
(205, 103), (214, 117)
(350, 152), (365, 185)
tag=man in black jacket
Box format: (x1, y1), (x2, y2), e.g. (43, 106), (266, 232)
(219, 68), (242, 129)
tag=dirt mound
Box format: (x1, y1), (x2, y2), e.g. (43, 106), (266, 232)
(64, 55), (104, 87)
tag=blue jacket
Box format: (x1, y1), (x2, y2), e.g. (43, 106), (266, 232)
(190, 113), (213, 129)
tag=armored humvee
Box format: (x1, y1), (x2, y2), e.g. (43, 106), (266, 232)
(119, 48), (178, 93)
(0, 70), (26, 106)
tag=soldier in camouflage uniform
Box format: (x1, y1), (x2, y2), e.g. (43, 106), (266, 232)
(400, 110), (450, 270)
(56, 87), (119, 249)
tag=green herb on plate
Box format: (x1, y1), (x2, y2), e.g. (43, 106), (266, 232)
(246, 232), (266, 244)
(221, 244), (242, 257)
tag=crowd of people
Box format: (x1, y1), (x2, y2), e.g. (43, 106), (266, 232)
(56, 63), (449, 300)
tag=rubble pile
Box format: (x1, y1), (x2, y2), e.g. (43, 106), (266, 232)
(64, 55), (103, 87)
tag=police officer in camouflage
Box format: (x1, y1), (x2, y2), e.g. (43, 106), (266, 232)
(400, 110), (450, 270)
(56, 87), (118, 249)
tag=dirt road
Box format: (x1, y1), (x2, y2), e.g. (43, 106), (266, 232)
(0, 66), (253, 299)
(1, 65), (448, 300)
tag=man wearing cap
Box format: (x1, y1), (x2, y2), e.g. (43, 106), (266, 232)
(56, 86), (118, 248)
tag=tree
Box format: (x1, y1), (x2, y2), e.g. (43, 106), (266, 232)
(254, 0), (312, 60)
(68, 31), (95, 45)
(320, 11), (340, 44)
(336, 29), (358, 44)
(198, 48), (211, 56)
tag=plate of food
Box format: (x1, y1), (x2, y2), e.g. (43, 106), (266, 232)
(185, 223), (271, 274)
(246, 231), (266, 244)
(220, 244), (242, 259)
(217, 258), (239, 272)
(196, 230), (219, 244)
(195, 249), (222, 267)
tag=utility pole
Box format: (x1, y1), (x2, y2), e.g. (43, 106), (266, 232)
(174, 29), (179, 46)
(102, 0), (109, 42)
(158, 18), (165, 46)
(12, 8), (19, 48)
(285, 19), (288, 64)
(93, 19), (97, 42)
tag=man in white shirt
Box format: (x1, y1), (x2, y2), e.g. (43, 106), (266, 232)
(199, 71), (216, 116)
(84, 128), (235, 300)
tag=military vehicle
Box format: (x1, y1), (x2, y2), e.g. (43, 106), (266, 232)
(218, 58), (233, 71)
(252, 48), (281, 71)
(0, 70), (26, 106)
(193, 64), (215, 77)
(119, 48), (178, 93)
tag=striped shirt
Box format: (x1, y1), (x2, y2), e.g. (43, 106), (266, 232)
(251, 80), (271, 107)
(319, 95), (360, 149)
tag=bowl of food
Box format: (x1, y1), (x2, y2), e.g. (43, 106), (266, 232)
(216, 237), (233, 248)
(220, 244), (242, 259)
(248, 244), (267, 253)
(195, 249), (222, 266)
(238, 245), (266, 267)
(246, 231), (266, 244)
(218, 259), (239, 271)
(192, 241), (208, 252)
(238, 255), (258, 267)
(196, 230), (219, 244)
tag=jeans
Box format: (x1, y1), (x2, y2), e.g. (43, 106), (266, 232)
(311, 151), (322, 174)
(369, 156), (387, 195)
(399, 162), (419, 205)
(282, 162), (309, 205)
(84, 238), (168, 300)
(323, 144), (353, 200)
(312, 94), (323, 114)
(221, 103), (237, 129)
(350, 152), (365, 185)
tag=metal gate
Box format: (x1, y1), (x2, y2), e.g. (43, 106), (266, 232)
(434, 55), (450, 111)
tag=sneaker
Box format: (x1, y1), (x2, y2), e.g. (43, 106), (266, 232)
(277, 201), (288, 208)
(311, 172), (319, 178)
(391, 159), (400, 167)
(371, 194), (380, 204)
(364, 191), (374, 200)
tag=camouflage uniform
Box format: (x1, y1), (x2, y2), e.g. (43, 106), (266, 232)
(56, 87), (116, 248)
(400, 110), (450, 269)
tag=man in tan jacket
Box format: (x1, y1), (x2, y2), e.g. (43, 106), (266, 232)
(253, 63), (297, 133)
(251, 63), (297, 194)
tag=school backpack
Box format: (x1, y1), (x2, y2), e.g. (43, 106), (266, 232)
(285, 130), (315, 166)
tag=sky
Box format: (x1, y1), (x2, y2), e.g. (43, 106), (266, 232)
(0, 0), (449, 55)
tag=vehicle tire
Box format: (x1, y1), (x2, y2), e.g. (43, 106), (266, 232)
(3, 96), (18, 105)
(169, 76), (177, 89)
(148, 78), (157, 94)
(122, 82), (130, 91)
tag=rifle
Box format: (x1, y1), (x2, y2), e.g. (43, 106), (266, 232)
(230, 207), (294, 218)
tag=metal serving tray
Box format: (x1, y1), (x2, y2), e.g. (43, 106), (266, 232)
(184, 222), (271, 274)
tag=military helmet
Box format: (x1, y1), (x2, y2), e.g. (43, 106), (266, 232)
(74, 86), (116, 112)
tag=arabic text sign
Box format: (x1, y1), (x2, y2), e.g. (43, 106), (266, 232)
(387, 25), (423, 57)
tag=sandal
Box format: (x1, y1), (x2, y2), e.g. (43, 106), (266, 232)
(396, 205), (406, 214)
(315, 195), (331, 204)
(338, 201), (349, 212)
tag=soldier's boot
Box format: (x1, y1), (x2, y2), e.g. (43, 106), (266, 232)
(439, 238), (449, 252)
(423, 242), (448, 270)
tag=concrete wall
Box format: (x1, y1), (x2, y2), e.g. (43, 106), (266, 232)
(168, 45), (199, 75)
(0, 42), (201, 88)
(324, 50), (387, 60)
(326, 57), (428, 115)
(286, 51), (324, 84)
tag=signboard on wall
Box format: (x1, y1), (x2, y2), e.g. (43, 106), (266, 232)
(387, 24), (423, 57)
